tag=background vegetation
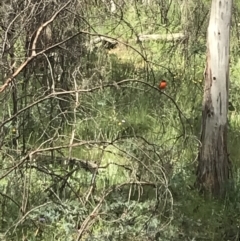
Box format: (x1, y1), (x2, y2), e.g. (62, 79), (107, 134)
(0, 0), (240, 240)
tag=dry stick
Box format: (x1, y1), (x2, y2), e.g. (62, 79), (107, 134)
(0, 141), (111, 180)
(43, 53), (55, 91)
(0, 79), (188, 131)
(68, 68), (80, 163)
(1, 11), (23, 58)
(76, 189), (112, 241)
(0, 1), (71, 93)
(7, 201), (52, 235)
(0, 31), (80, 93)
(31, 1), (71, 56)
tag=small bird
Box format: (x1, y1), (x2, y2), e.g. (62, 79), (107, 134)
(159, 80), (167, 90)
(228, 101), (235, 111)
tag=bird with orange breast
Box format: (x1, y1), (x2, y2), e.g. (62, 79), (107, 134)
(159, 80), (167, 90)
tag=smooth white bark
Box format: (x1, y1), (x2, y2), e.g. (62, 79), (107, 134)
(207, 0), (232, 125)
(197, 0), (232, 196)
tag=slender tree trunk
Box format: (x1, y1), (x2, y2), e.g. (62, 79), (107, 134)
(196, 0), (232, 197)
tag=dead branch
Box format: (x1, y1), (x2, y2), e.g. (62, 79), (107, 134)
(137, 33), (188, 42)
(0, 78), (189, 132)
(0, 1), (71, 93)
(76, 188), (113, 241)
(0, 140), (111, 180)
(34, 154), (98, 173)
(31, 1), (71, 56)
(89, 36), (118, 49)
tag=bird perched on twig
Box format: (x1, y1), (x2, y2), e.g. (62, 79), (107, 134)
(159, 80), (167, 90)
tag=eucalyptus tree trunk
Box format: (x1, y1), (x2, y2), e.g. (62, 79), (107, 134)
(196, 0), (232, 197)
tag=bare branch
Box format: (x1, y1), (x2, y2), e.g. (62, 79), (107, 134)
(31, 1), (71, 56)
(0, 1), (71, 93)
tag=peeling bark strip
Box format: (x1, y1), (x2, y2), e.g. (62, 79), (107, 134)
(196, 0), (232, 197)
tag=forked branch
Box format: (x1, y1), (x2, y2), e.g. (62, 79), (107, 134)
(0, 1), (71, 93)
